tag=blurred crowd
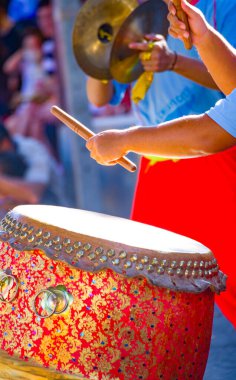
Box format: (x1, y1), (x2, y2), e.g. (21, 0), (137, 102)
(0, 0), (67, 217)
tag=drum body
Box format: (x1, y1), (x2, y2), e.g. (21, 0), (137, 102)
(0, 206), (226, 380)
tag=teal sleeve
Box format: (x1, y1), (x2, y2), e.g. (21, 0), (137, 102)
(206, 89), (236, 138)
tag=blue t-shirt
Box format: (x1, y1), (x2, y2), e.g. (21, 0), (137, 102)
(206, 89), (236, 138)
(111, 0), (236, 125)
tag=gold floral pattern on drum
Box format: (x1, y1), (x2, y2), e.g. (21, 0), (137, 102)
(0, 241), (214, 380)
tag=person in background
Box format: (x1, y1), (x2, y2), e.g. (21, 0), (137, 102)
(0, 0), (22, 118)
(36, 0), (60, 158)
(0, 149), (28, 219)
(0, 151), (27, 178)
(4, 27), (48, 140)
(37, 0), (56, 76)
(4, 0), (60, 152)
(86, 0), (236, 328)
(0, 122), (66, 206)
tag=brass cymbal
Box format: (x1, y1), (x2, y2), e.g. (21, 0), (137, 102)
(110, 0), (169, 83)
(72, 0), (138, 80)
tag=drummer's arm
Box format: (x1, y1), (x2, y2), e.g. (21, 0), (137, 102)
(86, 77), (114, 106)
(87, 113), (236, 162)
(123, 115), (236, 157)
(0, 176), (44, 204)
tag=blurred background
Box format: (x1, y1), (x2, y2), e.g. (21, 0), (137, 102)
(0, 1), (235, 379)
(0, 0), (138, 220)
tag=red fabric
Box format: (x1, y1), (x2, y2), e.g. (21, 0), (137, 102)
(131, 147), (236, 328)
(0, 242), (214, 379)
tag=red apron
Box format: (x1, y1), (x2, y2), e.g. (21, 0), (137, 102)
(131, 147), (236, 328)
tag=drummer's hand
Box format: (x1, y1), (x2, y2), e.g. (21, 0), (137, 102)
(129, 34), (176, 72)
(168, 0), (210, 47)
(86, 130), (128, 166)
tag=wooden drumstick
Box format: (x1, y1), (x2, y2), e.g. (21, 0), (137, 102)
(172, 0), (192, 50)
(51, 105), (137, 173)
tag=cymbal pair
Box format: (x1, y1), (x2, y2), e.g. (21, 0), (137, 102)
(72, 0), (169, 83)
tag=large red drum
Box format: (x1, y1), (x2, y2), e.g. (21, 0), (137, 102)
(0, 205), (226, 380)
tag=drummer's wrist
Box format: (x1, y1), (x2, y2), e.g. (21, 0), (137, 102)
(86, 77), (113, 106)
(168, 51), (178, 71)
(124, 126), (146, 153)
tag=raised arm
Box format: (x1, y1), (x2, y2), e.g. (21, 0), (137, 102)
(3, 49), (22, 74)
(168, 0), (236, 95)
(86, 77), (114, 107)
(0, 176), (44, 204)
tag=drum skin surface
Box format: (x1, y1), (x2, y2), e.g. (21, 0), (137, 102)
(0, 241), (214, 380)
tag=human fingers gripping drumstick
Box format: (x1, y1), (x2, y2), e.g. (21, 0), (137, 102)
(50, 106), (137, 173)
(172, 0), (192, 49)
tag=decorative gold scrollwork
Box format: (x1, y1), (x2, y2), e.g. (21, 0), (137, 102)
(0, 270), (19, 303)
(33, 285), (73, 319)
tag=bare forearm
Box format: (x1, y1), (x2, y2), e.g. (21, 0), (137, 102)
(86, 113), (236, 165)
(125, 114), (236, 157)
(196, 28), (236, 95)
(3, 50), (22, 74)
(0, 177), (44, 203)
(86, 77), (114, 106)
(173, 55), (218, 90)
